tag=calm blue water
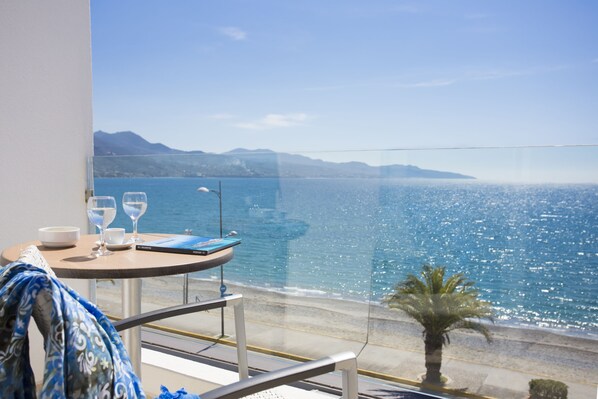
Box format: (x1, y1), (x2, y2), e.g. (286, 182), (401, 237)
(95, 177), (598, 337)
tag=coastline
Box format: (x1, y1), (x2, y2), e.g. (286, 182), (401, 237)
(96, 276), (598, 398)
(230, 280), (598, 342)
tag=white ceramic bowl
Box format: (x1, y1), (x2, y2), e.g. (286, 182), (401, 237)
(38, 226), (80, 248)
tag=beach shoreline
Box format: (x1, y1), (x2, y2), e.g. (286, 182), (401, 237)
(96, 276), (598, 398)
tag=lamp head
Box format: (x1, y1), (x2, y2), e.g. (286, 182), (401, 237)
(197, 187), (210, 193)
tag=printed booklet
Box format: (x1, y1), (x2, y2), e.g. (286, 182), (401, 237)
(136, 235), (241, 255)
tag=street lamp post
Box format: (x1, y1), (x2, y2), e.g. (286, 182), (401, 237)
(198, 181), (223, 238)
(197, 180), (227, 337)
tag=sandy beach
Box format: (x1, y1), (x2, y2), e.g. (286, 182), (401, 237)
(96, 276), (598, 399)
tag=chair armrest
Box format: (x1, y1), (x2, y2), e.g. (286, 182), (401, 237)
(200, 351), (358, 399)
(112, 293), (249, 379)
(112, 293), (243, 331)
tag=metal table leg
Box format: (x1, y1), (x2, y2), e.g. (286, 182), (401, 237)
(122, 278), (142, 376)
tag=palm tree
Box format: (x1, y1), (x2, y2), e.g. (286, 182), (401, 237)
(384, 264), (494, 385)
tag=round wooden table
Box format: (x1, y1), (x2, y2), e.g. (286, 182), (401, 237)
(0, 233), (234, 279)
(1, 233), (235, 376)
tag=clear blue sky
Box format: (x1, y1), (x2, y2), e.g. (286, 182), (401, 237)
(91, 1), (598, 182)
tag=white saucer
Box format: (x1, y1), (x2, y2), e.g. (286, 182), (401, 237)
(41, 241), (78, 248)
(97, 240), (135, 250)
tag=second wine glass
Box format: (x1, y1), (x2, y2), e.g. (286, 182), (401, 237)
(87, 196), (117, 256)
(122, 192), (147, 242)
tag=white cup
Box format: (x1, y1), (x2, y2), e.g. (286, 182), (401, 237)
(105, 228), (125, 245)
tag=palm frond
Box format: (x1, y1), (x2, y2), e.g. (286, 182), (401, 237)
(448, 319), (493, 343)
(385, 264), (494, 346)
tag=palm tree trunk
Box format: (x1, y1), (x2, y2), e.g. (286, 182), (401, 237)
(424, 333), (443, 384)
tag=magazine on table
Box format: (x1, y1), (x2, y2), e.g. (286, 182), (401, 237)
(136, 235), (241, 255)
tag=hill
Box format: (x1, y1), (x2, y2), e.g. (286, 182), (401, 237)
(93, 131), (475, 179)
(94, 130), (201, 156)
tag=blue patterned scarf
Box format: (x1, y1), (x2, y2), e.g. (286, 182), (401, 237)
(0, 261), (145, 398)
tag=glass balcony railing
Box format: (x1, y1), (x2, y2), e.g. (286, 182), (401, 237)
(91, 145), (597, 399)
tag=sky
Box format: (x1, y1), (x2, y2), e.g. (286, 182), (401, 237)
(91, 0), (598, 182)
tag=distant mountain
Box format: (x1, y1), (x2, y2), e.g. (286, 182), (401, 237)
(93, 131), (475, 179)
(94, 131), (203, 156)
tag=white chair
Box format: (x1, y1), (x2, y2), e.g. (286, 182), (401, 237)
(113, 293), (359, 398)
(1, 246), (358, 399)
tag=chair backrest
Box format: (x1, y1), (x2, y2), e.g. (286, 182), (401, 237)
(0, 248), (146, 399)
(19, 245), (55, 345)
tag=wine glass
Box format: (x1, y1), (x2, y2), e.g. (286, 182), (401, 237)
(122, 192), (148, 242)
(87, 196), (117, 256)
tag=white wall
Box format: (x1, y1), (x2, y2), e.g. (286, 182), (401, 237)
(0, 0), (93, 382)
(0, 0), (93, 246)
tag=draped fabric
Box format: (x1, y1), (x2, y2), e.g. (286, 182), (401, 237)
(157, 386), (201, 399)
(0, 260), (145, 399)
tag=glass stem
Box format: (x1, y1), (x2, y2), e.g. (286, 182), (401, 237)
(132, 219), (138, 239)
(99, 227), (107, 254)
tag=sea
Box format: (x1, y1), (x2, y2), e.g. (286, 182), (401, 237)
(95, 177), (598, 338)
